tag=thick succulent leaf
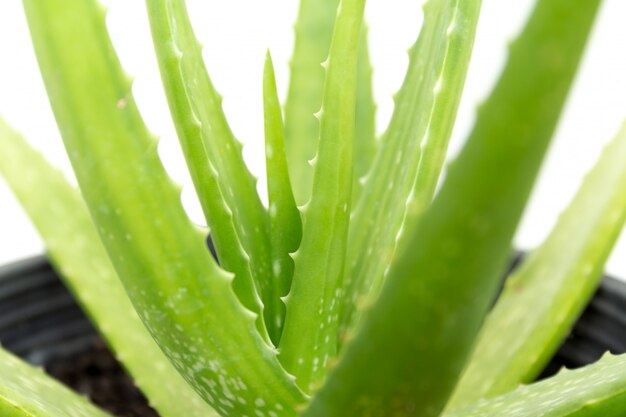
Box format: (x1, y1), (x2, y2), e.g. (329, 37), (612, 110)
(352, 25), (377, 205)
(0, 119), (217, 417)
(305, 0), (601, 416)
(146, 0), (276, 342)
(340, 0), (481, 335)
(22, 1), (305, 415)
(449, 121), (626, 408)
(0, 346), (111, 417)
(283, 0), (338, 205)
(263, 52), (302, 339)
(446, 353), (626, 417)
(284, 0), (373, 206)
(278, 0), (366, 393)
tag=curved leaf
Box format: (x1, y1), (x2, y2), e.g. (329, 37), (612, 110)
(146, 0), (275, 342)
(305, 0), (600, 415)
(0, 118), (218, 417)
(446, 353), (626, 417)
(449, 121), (626, 408)
(352, 25), (377, 205)
(283, 0), (339, 205)
(22, 0), (305, 415)
(0, 346), (111, 417)
(340, 0), (481, 335)
(284, 0), (374, 206)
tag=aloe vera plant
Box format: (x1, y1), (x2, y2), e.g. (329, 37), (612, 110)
(1, 0), (626, 416)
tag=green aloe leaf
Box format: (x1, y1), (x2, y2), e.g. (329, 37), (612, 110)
(283, 0), (338, 205)
(263, 51), (302, 340)
(340, 0), (482, 335)
(22, 0), (305, 415)
(352, 25), (377, 205)
(146, 0), (276, 342)
(284, 0), (374, 206)
(0, 346), (111, 417)
(449, 121), (626, 409)
(278, 0), (366, 393)
(446, 353), (626, 417)
(0, 118), (217, 417)
(305, 0), (600, 415)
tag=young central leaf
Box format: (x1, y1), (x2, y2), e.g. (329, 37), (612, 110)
(263, 52), (303, 342)
(278, 0), (366, 393)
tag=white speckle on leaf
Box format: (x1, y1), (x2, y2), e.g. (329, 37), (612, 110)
(273, 260), (281, 276)
(433, 77), (443, 94)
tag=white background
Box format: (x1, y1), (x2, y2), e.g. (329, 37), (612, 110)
(1, 1), (625, 277)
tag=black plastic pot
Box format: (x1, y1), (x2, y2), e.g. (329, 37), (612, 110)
(0, 256), (98, 365)
(539, 276), (626, 379)
(1, 254), (626, 414)
(0, 256), (156, 417)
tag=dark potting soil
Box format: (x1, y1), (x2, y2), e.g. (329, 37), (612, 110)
(45, 338), (159, 417)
